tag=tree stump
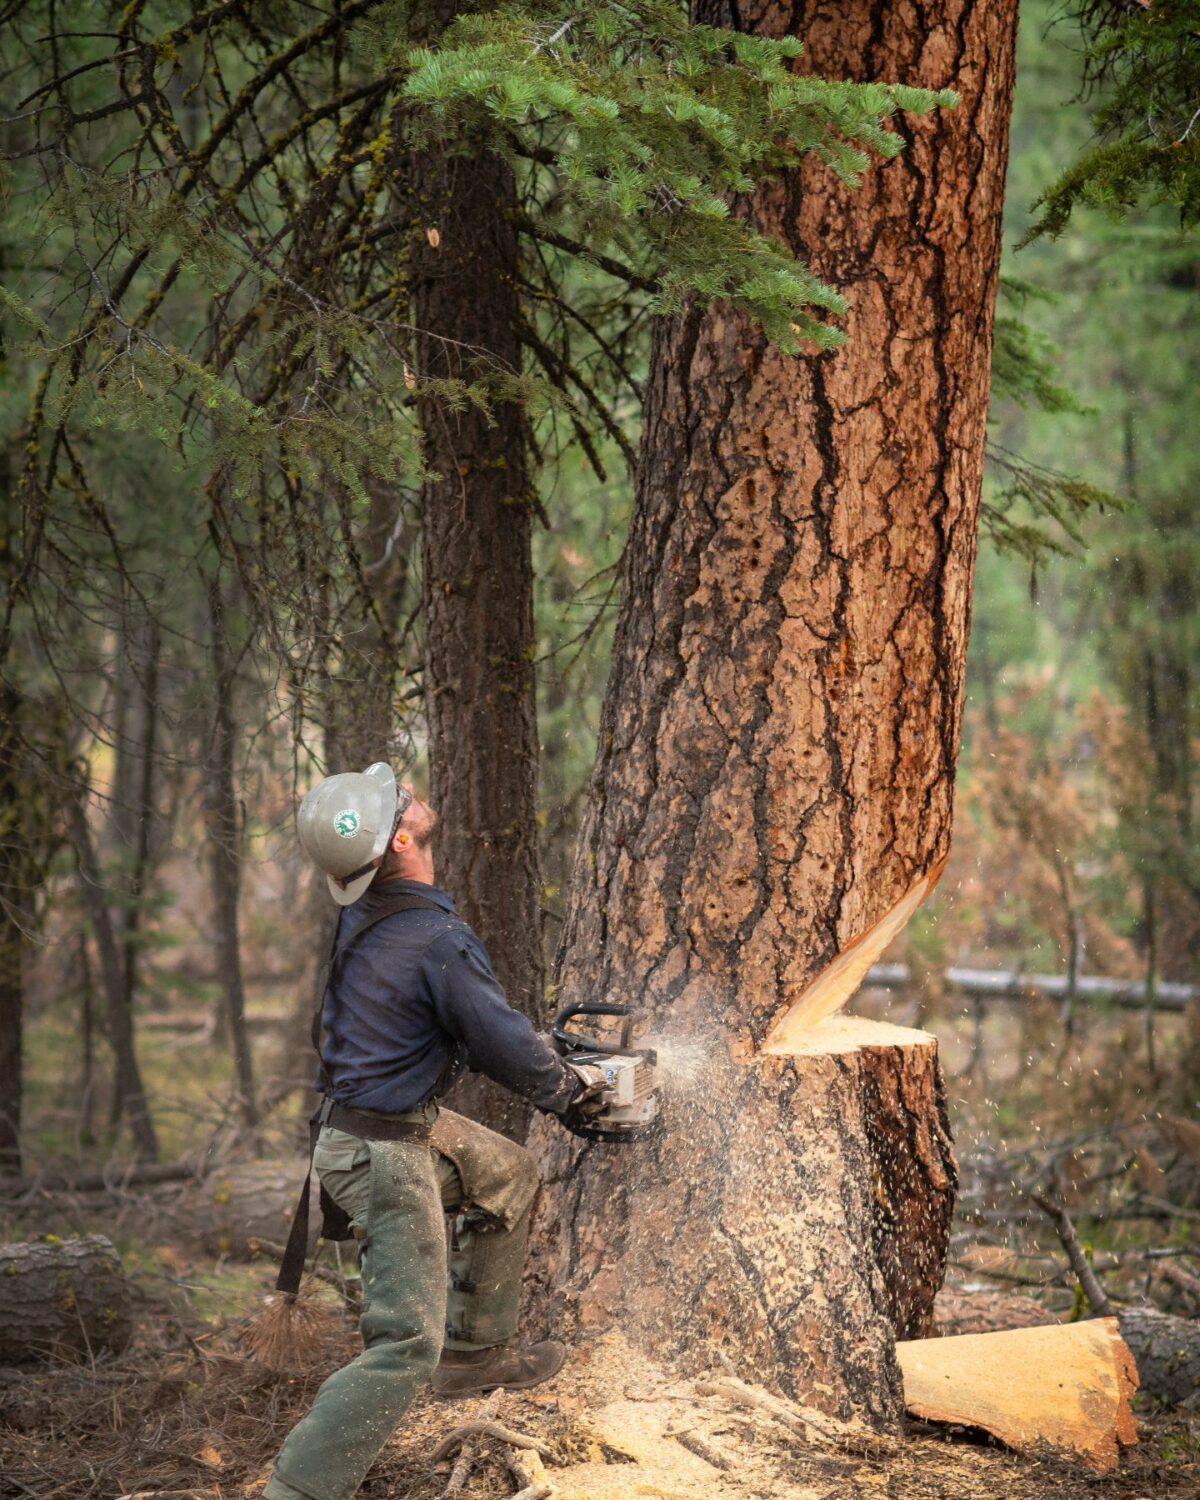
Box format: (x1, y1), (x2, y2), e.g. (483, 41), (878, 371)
(0, 1235), (132, 1363)
(530, 1016), (954, 1425)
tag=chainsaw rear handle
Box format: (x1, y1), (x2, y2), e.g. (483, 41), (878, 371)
(551, 1002), (658, 1065)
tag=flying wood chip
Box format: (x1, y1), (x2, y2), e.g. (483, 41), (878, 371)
(896, 1319), (1139, 1471)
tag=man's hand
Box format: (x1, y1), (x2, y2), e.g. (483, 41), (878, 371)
(564, 1061), (609, 1117)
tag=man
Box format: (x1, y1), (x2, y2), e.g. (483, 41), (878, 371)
(264, 761), (602, 1500)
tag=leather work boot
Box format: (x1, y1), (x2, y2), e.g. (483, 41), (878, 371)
(431, 1339), (567, 1397)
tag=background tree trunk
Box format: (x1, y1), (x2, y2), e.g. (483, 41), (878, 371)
(68, 788), (159, 1162)
(0, 684), (26, 1175)
(408, 18), (544, 1137)
(528, 0), (1018, 1427)
(109, 613), (161, 1134)
(203, 571), (258, 1131)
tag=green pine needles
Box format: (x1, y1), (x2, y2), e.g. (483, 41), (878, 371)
(393, 1), (954, 349)
(1022, 0), (1200, 240)
(0, 0), (954, 742)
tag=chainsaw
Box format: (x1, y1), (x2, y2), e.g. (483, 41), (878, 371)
(551, 1001), (663, 1144)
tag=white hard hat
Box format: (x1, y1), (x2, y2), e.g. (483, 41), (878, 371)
(296, 762), (409, 905)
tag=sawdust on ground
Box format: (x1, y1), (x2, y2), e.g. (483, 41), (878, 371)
(346, 1330), (1192, 1500)
(1, 1319), (1194, 1499)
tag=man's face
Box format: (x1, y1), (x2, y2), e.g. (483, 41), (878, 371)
(399, 783), (439, 850)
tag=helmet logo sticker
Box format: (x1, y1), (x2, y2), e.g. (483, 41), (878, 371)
(334, 809), (361, 838)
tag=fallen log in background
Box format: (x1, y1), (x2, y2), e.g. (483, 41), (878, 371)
(864, 963), (1193, 1013)
(0, 1161), (201, 1196)
(1, 1159), (311, 1259)
(0, 1234), (132, 1363)
(896, 1319), (1138, 1471)
(1114, 1306), (1200, 1412)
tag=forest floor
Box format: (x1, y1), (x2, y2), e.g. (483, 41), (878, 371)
(0, 1301), (1194, 1500)
(2, 991), (1197, 1499)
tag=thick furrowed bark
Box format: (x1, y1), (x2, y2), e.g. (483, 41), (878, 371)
(529, 0), (1016, 1424)
(529, 1022), (954, 1422)
(407, 12), (544, 1135)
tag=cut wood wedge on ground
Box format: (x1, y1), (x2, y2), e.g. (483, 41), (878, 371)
(896, 1319), (1139, 1471)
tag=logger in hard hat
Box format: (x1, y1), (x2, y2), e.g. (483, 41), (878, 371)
(263, 762), (606, 1500)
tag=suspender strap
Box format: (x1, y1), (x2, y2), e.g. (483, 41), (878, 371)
(310, 891), (445, 1092)
(275, 1106), (326, 1299)
(275, 891), (444, 1298)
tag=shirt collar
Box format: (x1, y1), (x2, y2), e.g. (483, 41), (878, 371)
(367, 877), (457, 914)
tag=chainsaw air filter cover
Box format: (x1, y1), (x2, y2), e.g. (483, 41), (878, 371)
(570, 1048), (662, 1140)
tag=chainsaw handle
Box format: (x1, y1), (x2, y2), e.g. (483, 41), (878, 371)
(551, 1002), (656, 1063)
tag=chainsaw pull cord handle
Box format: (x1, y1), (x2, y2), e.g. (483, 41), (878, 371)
(551, 1002), (658, 1065)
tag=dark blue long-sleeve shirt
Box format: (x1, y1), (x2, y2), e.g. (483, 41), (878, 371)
(317, 878), (576, 1116)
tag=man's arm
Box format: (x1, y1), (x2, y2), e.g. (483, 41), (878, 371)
(421, 927), (579, 1115)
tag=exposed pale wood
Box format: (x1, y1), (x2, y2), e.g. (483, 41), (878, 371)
(763, 862), (945, 1048)
(761, 1014), (934, 1058)
(896, 1320), (1138, 1471)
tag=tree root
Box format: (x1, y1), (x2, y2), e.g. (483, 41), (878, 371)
(695, 1375), (896, 1461)
(667, 1426), (732, 1470)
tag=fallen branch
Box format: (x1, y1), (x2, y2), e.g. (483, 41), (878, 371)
(694, 1375), (895, 1461)
(431, 1421), (556, 1463)
(1031, 1194), (1200, 1406)
(1030, 1194), (1114, 1317)
(507, 1444), (554, 1500)
(444, 1390), (503, 1496)
(667, 1427), (731, 1470)
(1154, 1259), (1200, 1312)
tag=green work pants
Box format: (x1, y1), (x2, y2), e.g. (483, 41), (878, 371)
(263, 1107), (540, 1500)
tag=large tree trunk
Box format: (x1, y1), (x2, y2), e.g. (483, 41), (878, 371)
(527, 0), (1018, 1427)
(408, 13), (544, 1138)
